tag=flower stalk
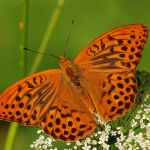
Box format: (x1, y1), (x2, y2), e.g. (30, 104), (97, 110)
(29, 0), (65, 74)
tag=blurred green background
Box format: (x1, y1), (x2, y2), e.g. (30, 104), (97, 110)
(0, 0), (150, 149)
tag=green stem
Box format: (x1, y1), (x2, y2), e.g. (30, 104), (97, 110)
(3, 0), (29, 150)
(3, 123), (19, 150)
(29, 0), (65, 74)
(20, 0), (29, 76)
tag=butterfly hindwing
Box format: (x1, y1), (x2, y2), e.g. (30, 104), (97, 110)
(39, 80), (96, 141)
(74, 24), (148, 73)
(82, 71), (138, 122)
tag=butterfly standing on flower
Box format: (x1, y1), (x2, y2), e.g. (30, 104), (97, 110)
(0, 24), (148, 141)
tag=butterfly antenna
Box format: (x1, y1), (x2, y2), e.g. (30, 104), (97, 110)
(64, 19), (74, 56)
(24, 48), (59, 59)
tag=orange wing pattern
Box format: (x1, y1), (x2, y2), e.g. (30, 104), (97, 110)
(0, 70), (96, 141)
(0, 24), (148, 142)
(74, 24), (148, 122)
(39, 80), (96, 141)
(74, 24), (148, 73)
(82, 71), (138, 122)
(0, 70), (61, 125)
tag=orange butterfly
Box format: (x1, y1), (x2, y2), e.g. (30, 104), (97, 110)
(0, 24), (148, 141)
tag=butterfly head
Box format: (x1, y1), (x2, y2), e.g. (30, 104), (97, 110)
(59, 55), (72, 68)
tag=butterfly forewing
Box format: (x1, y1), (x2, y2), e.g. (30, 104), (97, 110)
(74, 24), (148, 73)
(0, 69), (96, 141)
(0, 70), (61, 125)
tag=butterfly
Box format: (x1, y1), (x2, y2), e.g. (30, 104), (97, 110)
(0, 24), (148, 142)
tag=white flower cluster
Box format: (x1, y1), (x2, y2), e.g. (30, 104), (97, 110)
(30, 95), (150, 150)
(30, 130), (57, 150)
(115, 95), (150, 150)
(67, 122), (111, 150)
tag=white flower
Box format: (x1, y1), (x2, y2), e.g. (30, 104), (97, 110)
(66, 142), (71, 146)
(37, 130), (43, 134)
(42, 145), (47, 149)
(131, 119), (137, 128)
(30, 144), (34, 149)
(73, 145), (77, 149)
(92, 148), (97, 150)
(92, 140), (97, 145)
(85, 137), (91, 144)
(82, 143), (91, 150)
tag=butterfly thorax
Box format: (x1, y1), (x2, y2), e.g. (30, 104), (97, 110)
(59, 55), (81, 86)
